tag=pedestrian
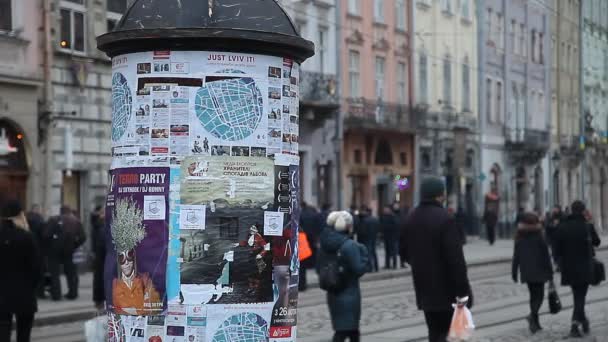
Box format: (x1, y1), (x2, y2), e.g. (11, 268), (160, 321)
(380, 206), (399, 270)
(319, 211), (369, 342)
(483, 185), (499, 245)
(553, 200), (601, 337)
(299, 202), (321, 291)
(0, 200), (41, 342)
(393, 203), (410, 268)
(92, 206), (106, 310)
(45, 206), (86, 301)
(26, 204), (48, 299)
(511, 212), (554, 334)
(357, 207), (379, 272)
(545, 205), (563, 268)
(400, 177), (473, 342)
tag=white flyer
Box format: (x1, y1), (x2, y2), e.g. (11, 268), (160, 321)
(264, 211), (284, 236)
(179, 205), (206, 230)
(143, 195), (166, 220)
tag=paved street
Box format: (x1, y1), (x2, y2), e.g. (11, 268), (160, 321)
(24, 241), (608, 342)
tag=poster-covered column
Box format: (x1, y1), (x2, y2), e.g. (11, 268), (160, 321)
(106, 50), (302, 341)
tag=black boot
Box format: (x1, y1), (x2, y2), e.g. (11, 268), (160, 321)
(582, 319), (590, 335)
(534, 315), (543, 331)
(569, 322), (583, 338)
(527, 315), (541, 334)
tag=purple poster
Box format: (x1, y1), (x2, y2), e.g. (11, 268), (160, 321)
(105, 167), (169, 315)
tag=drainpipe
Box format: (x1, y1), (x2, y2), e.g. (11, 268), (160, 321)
(42, 0), (54, 216)
(334, 0), (343, 209)
(579, 4), (586, 201)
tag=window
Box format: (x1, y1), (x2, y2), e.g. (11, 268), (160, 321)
(462, 61), (470, 111)
(496, 81), (502, 123)
(531, 29), (537, 62)
(349, 50), (361, 97)
(461, 0), (470, 19)
(375, 56), (386, 99)
(400, 152), (408, 166)
(374, 0), (384, 23)
(486, 78), (493, 122)
(0, 0), (12, 31)
(496, 13), (504, 50)
(539, 33), (544, 64)
(573, 46), (578, 72)
(318, 27), (327, 73)
(520, 23), (526, 57)
(354, 149), (362, 164)
(348, 0), (360, 15)
(441, 0), (452, 13)
(486, 8), (492, 43)
(107, 0), (125, 33)
(567, 44), (571, 72)
(396, 0), (406, 30)
(419, 53), (428, 103)
(60, 2), (86, 53)
(539, 92), (545, 117)
(443, 56), (451, 106)
(530, 90), (536, 121)
(397, 62), (407, 104)
(511, 20), (517, 54)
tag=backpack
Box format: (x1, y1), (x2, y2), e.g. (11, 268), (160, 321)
(318, 241), (347, 293)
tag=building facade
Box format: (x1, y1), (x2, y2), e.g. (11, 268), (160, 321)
(412, 0), (478, 218)
(41, 0), (125, 216)
(339, 0), (415, 213)
(279, 0), (340, 209)
(548, 0), (582, 214)
(582, 0), (608, 231)
(0, 0), (44, 208)
(478, 0), (552, 233)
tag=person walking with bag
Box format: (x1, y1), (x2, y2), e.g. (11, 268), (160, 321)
(400, 177), (473, 342)
(0, 200), (41, 342)
(554, 201), (601, 337)
(318, 211), (369, 342)
(511, 212), (554, 334)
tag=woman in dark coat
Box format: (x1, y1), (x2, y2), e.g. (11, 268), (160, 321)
(0, 200), (40, 342)
(511, 212), (553, 334)
(319, 211), (369, 342)
(554, 201), (601, 337)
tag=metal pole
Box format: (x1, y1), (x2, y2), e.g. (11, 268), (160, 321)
(335, 0), (343, 210)
(42, 0), (54, 216)
(579, 2), (586, 201)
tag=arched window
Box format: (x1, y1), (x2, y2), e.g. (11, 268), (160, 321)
(375, 140), (393, 165)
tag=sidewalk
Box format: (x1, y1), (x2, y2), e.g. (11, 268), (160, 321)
(34, 237), (515, 327)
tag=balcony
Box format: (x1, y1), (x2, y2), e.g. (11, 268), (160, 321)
(415, 105), (477, 132)
(299, 71), (339, 109)
(344, 98), (415, 133)
(505, 128), (550, 164)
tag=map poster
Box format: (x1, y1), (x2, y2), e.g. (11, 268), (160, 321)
(206, 303), (273, 342)
(179, 156), (274, 304)
(105, 167), (169, 316)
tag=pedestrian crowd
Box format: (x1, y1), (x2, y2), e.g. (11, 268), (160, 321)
(0, 199), (101, 342)
(312, 176), (604, 342)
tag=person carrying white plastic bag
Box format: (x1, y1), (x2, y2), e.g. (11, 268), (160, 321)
(448, 296), (475, 341)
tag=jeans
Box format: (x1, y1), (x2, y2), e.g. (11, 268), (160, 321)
(365, 240), (378, 272)
(332, 330), (360, 342)
(0, 312), (35, 342)
(571, 284), (589, 324)
(527, 282), (545, 316)
(48, 253), (79, 300)
(486, 222), (496, 245)
(424, 310), (454, 342)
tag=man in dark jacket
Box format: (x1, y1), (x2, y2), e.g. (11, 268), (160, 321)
(91, 206), (106, 310)
(545, 205), (563, 267)
(299, 202), (321, 291)
(45, 206), (86, 300)
(400, 177), (472, 342)
(26, 204), (48, 299)
(358, 207), (379, 272)
(553, 201), (601, 337)
(380, 206), (399, 269)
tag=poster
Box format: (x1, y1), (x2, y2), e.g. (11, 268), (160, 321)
(179, 156), (275, 305)
(206, 303), (273, 342)
(105, 167), (170, 315)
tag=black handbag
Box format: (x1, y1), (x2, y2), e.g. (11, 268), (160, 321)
(548, 281), (562, 314)
(591, 258), (606, 286)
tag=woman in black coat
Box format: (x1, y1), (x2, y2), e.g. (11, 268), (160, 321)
(554, 201), (601, 337)
(0, 200), (41, 342)
(512, 212), (553, 334)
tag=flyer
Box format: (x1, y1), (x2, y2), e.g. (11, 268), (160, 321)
(105, 167), (170, 315)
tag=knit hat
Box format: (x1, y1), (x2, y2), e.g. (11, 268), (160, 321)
(420, 177), (446, 200)
(326, 211), (353, 232)
(1, 199), (22, 218)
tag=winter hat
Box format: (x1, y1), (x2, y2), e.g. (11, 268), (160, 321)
(520, 212), (540, 226)
(327, 211), (353, 232)
(1, 199), (22, 218)
(420, 177), (446, 200)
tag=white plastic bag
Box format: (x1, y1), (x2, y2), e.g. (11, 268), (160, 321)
(85, 315), (108, 342)
(447, 304), (475, 341)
